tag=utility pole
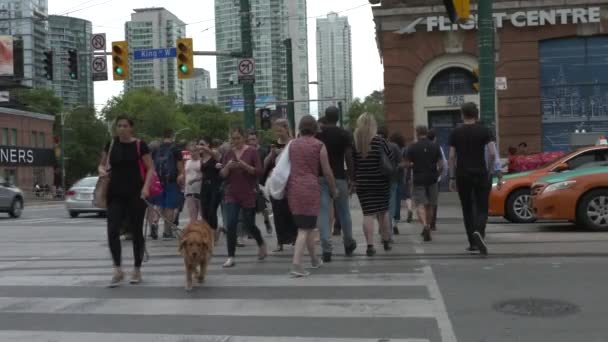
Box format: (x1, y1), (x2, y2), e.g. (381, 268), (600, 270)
(478, 0), (496, 129)
(240, 0), (255, 130)
(285, 38), (295, 131)
(60, 112), (66, 197)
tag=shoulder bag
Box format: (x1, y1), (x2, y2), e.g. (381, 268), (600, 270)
(379, 140), (394, 178)
(265, 141), (293, 200)
(93, 139), (114, 209)
(137, 140), (163, 198)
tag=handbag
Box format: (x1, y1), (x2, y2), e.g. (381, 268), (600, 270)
(265, 141), (292, 200)
(379, 141), (394, 178)
(93, 139), (114, 209)
(137, 139), (163, 198)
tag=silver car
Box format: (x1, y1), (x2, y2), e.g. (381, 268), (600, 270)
(65, 176), (105, 218)
(0, 177), (24, 218)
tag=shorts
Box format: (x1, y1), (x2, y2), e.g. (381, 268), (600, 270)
(412, 183), (439, 206)
(293, 215), (318, 230)
(186, 193), (201, 200)
(151, 183), (180, 209)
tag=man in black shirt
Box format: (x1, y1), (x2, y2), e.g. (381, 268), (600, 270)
(316, 106), (357, 262)
(405, 126), (443, 242)
(448, 102), (498, 255)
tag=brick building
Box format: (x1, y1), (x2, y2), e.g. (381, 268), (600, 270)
(372, 0), (608, 154)
(0, 107), (55, 192)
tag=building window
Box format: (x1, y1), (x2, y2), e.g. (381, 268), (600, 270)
(540, 36), (608, 151)
(427, 67), (477, 96)
(9, 129), (16, 146)
(31, 131), (37, 147)
(3, 168), (16, 185)
(38, 132), (45, 148)
(1, 128), (7, 145)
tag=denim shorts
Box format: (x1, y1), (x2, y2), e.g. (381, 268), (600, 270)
(151, 183), (180, 209)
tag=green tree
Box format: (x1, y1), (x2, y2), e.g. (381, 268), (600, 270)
(63, 106), (108, 186)
(348, 90), (385, 129)
(181, 103), (242, 142)
(15, 88), (63, 116)
(101, 88), (188, 141)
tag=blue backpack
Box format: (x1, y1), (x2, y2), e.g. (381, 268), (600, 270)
(154, 143), (178, 184)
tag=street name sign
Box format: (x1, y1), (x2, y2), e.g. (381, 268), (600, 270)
(133, 48), (177, 60)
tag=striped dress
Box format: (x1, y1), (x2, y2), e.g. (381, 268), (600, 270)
(354, 135), (393, 216)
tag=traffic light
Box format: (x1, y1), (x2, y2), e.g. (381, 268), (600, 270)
(67, 49), (78, 80)
(472, 67), (480, 92)
(260, 108), (271, 130)
(443, 0), (470, 24)
(112, 41), (129, 81)
(43, 50), (53, 80)
(176, 38), (194, 79)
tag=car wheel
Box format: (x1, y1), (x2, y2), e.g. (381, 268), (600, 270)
(576, 189), (608, 231)
(69, 211), (79, 218)
(505, 188), (536, 223)
(9, 198), (23, 218)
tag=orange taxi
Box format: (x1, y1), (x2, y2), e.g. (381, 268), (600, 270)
(490, 145), (608, 223)
(531, 165), (608, 231)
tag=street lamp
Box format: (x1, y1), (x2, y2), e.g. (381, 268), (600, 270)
(60, 106), (86, 197)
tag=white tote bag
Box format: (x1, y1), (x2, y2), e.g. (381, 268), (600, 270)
(265, 141), (292, 200)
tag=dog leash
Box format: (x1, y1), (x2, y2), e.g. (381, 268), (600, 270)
(141, 199), (185, 263)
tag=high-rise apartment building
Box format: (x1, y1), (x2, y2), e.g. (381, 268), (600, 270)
(316, 12), (353, 118)
(48, 15), (93, 109)
(184, 68), (214, 104)
(215, 0), (309, 123)
(125, 7), (186, 102)
(0, 0), (48, 89)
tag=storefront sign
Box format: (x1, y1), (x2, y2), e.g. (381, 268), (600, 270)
(399, 7), (600, 34)
(0, 146), (55, 167)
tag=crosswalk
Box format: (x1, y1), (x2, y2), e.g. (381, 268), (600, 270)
(0, 226), (457, 341)
(0, 217), (105, 226)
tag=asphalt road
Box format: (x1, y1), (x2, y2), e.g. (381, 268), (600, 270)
(0, 196), (607, 341)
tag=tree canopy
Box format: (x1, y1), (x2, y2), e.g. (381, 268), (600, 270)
(347, 90), (385, 129)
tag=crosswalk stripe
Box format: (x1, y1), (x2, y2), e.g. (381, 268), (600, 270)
(0, 272), (427, 287)
(0, 331), (430, 342)
(0, 297), (436, 318)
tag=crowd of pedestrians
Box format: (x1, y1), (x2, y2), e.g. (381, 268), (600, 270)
(98, 102), (501, 285)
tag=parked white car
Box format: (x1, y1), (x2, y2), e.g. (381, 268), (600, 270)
(65, 177), (105, 218)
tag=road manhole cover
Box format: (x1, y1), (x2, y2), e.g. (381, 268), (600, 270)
(493, 298), (580, 317)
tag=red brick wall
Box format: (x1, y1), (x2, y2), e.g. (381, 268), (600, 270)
(382, 20), (601, 153)
(0, 112), (55, 190)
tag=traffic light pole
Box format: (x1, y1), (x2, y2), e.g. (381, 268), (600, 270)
(60, 112), (66, 197)
(240, 0), (256, 130)
(478, 0), (496, 129)
(285, 39), (295, 131)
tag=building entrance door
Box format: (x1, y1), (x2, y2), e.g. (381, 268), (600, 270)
(428, 110), (461, 190)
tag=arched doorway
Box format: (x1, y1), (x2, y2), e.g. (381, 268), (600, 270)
(412, 54), (479, 189)
(413, 54), (479, 147)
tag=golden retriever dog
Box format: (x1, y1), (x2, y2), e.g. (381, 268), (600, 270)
(178, 220), (215, 291)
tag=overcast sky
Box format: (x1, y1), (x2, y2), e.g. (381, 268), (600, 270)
(47, 0), (384, 111)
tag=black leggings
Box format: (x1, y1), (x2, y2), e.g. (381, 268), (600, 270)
(107, 196), (147, 268)
(201, 182), (221, 229)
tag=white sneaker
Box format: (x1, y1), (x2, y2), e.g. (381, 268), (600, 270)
(222, 258), (235, 268)
(310, 258), (323, 269)
(290, 264), (310, 277)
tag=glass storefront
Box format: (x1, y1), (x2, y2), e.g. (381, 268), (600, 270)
(540, 36), (608, 151)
